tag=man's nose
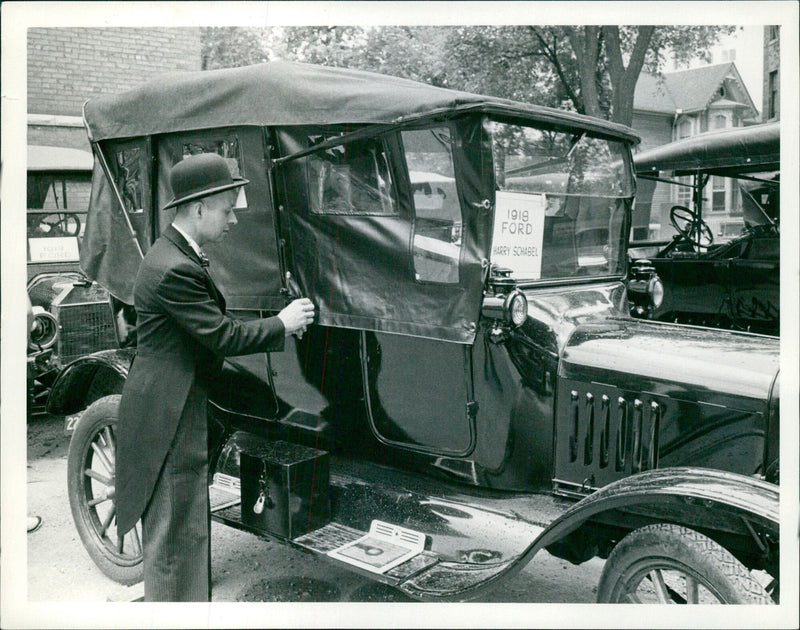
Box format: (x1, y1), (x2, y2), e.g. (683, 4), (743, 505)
(228, 210), (237, 226)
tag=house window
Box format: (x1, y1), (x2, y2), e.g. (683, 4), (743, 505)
(714, 114), (727, 130)
(677, 119), (692, 140)
(768, 70), (778, 119)
(711, 176), (726, 212)
(676, 175), (692, 205)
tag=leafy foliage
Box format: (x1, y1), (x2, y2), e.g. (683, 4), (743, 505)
(201, 27), (271, 69)
(271, 26), (367, 67)
(200, 25), (739, 125)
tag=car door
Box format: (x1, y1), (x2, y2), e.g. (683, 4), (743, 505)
(271, 122), (493, 456)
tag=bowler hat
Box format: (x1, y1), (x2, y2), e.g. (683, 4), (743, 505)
(163, 153), (249, 210)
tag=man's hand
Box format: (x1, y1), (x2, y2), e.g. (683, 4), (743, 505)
(276, 298), (316, 338)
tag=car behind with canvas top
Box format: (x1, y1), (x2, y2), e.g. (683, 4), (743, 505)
(26, 145), (118, 417)
(50, 61), (780, 603)
(630, 122), (779, 335)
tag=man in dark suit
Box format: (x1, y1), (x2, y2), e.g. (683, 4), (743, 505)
(116, 153), (315, 601)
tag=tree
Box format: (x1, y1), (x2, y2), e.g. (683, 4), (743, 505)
(201, 27), (272, 70)
(357, 26), (451, 87)
(442, 25), (737, 126)
(200, 25), (738, 126)
(442, 26), (563, 106)
(573, 25), (736, 125)
(599, 26), (655, 125)
(271, 26), (368, 67)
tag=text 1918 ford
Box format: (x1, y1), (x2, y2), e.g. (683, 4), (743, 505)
(48, 62), (780, 604)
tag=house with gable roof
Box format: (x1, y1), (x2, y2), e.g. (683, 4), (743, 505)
(630, 62), (760, 240)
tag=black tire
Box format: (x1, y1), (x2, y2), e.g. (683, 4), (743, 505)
(67, 394), (143, 585)
(597, 523), (772, 604)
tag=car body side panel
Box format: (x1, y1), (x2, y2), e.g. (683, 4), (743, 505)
(729, 256), (780, 332)
(650, 257), (730, 322)
(647, 232), (780, 335)
(560, 319), (779, 408)
(468, 329), (557, 491)
(553, 378), (768, 494)
(405, 282), (629, 491)
(365, 332), (473, 455)
(555, 320), (778, 493)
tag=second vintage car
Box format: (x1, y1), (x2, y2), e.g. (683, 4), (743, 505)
(630, 122), (780, 335)
(26, 145), (118, 416)
(47, 61), (780, 604)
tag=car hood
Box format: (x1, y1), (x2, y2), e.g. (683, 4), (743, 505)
(560, 318), (779, 412)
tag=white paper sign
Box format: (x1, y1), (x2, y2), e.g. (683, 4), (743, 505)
(28, 237), (80, 262)
(491, 191), (546, 279)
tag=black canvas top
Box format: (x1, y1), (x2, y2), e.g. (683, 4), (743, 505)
(634, 122), (779, 177)
(83, 60), (639, 143)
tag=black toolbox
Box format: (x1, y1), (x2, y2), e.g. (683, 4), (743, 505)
(240, 440), (330, 539)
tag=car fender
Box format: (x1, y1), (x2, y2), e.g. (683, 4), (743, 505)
(536, 467), (778, 565)
(402, 467), (778, 601)
(46, 349), (135, 417)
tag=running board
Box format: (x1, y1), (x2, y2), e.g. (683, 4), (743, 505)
(209, 461), (550, 600)
(292, 521), (514, 599)
(212, 502), (519, 601)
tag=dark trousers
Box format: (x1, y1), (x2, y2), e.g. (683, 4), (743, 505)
(141, 381), (211, 602)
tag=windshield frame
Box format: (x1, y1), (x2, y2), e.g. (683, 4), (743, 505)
(485, 116), (636, 285)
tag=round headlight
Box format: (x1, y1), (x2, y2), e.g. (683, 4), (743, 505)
(649, 277), (664, 309)
(29, 309), (58, 350)
(506, 290), (528, 327)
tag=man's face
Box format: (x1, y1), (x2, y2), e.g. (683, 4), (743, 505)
(197, 190), (238, 244)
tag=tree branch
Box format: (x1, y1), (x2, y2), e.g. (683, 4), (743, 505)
(566, 26), (601, 117)
(603, 25), (656, 124)
(531, 26), (582, 111)
(603, 26), (625, 79)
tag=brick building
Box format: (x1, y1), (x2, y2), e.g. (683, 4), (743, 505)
(28, 28), (202, 150)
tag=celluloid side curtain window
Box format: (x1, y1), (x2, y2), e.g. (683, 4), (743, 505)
(402, 127), (462, 285)
(107, 137), (152, 253)
(114, 146), (145, 215)
(306, 135), (396, 216)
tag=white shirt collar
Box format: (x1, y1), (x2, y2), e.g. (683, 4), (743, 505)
(171, 223), (203, 259)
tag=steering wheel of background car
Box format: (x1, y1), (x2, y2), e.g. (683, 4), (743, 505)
(37, 213), (82, 237)
(669, 205), (713, 248)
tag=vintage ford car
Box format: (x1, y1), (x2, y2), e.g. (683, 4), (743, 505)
(48, 62), (780, 604)
(26, 145), (117, 416)
(630, 123), (780, 335)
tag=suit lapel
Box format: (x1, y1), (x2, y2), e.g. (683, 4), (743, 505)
(162, 225), (226, 312)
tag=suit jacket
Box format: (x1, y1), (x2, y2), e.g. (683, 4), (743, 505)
(116, 225), (285, 534)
